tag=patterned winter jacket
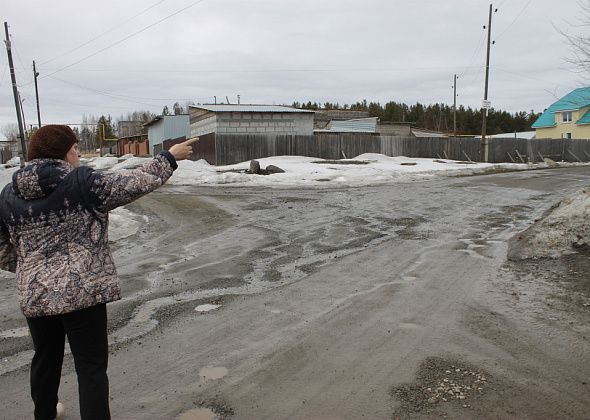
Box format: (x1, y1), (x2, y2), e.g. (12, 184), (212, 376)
(0, 152), (177, 317)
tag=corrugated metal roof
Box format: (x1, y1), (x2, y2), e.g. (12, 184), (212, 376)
(189, 104), (314, 113)
(532, 87), (590, 128)
(577, 108), (590, 125)
(475, 131), (536, 139)
(316, 117), (378, 133)
(143, 114), (189, 127)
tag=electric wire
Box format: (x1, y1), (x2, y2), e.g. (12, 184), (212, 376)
(458, 27), (486, 78)
(492, 66), (576, 101)
(0, 61), (8, 88)
(39, 65), (468, 74)
(496, 0), (533, 40)
(46, 75), (166, 107)
(41, 0), (208, 80)
(39, 0), (168, 66)
(10, 34), (34, 86)
(47, 74), (213, 105)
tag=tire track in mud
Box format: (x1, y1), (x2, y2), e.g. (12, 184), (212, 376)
(0, 191), (430, 376)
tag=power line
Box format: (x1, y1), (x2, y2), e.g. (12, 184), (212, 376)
(0, 61), (8, 87)
(47, 74), (214, 104)
(10, 34), (34, 86)
(39, 65), (474, 74)
(496, 0), (533, 40)
(39, 0), (167, 66)
(46, 75), (166, 107)
(458, 27), (487, 78)
(41, 0), (208, 80)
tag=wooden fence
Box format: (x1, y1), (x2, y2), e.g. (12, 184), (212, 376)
(155, 133), (590, 166)
(0, 147), (14, 164)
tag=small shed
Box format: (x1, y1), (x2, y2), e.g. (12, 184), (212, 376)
(145, 114), (190, 156)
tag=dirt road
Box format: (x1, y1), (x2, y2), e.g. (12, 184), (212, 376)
(1, 167), (589, 419)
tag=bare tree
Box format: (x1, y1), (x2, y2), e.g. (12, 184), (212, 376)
(1, 124), (19, 143)
(559, 1), (590, 76)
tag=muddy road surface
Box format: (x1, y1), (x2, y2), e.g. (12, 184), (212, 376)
(1, 167), (590, 419)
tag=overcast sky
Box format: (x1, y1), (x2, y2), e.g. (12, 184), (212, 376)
(0, 0), (585, 139)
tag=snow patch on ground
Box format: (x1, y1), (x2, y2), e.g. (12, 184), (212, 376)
(108, 207), (147, 242)
(509, 188), (590, 259)
(167, 155), (543, 187)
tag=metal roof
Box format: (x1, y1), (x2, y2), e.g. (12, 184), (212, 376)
(143, 114), (189, 127)
(316, 117), (378, 133)
(189, 104), (315, 113)
(532, 87), (590, 128)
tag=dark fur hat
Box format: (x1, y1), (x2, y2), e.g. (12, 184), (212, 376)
(27, 125), (78, 161)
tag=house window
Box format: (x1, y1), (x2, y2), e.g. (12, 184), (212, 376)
(564, 132), (572, 139)
(562, 111), (573, 123)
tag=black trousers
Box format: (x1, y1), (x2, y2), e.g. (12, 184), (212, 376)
(26, 304), (111, 420)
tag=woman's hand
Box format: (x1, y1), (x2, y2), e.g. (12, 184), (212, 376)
(169, 137), (199, 161)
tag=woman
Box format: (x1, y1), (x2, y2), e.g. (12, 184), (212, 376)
(0, 125), (196, 419)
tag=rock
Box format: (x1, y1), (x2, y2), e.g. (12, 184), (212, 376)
(248, 160), (261, 174)
(543, 157), (557, 167)
(265, 164), (285, 174)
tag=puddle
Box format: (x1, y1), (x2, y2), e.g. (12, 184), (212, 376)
(0, 327), (29, 338)
(199, 366), (228, 381)
(195, 304), (221, 313)
(398, 322), (421, 330)
(177, 408), (216, 420)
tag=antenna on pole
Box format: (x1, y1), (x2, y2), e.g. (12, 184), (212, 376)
(4, 22), (27, 166)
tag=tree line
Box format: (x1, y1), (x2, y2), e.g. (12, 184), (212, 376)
(292, 100), (541, 135)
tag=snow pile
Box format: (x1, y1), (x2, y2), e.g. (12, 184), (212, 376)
(4, 157), (21, 168)
(0, 166), (17, 188)
(508, 188), (590, 259)
(84, 156), (119, 170)
(110, 157), (150, 171)
(168, 154), (535, 187)
(108, 207), (148, 242)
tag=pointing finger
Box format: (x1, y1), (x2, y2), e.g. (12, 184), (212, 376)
(185, 137), (199, 145)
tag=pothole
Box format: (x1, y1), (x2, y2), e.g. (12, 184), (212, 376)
(199, 366), (228, 381)
(178, 408), (217, 420)
(391, 357), (491, 417)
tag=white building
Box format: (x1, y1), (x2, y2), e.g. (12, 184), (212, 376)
(188, 104), (315, 138)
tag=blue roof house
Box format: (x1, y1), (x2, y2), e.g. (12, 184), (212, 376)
(532, 87), (590, 139)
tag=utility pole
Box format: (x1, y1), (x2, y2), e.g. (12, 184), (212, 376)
(480, 4), (495, 162)
(18, 91), (27, 138)
(4, 22), (27, 166)
(33, 60), (41, 128)
(453, 74), (458, 136)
